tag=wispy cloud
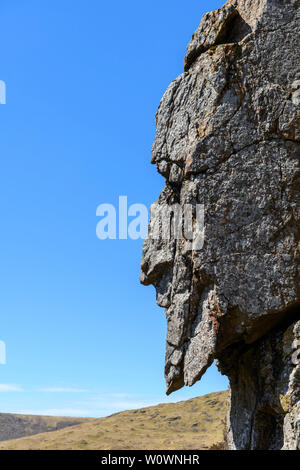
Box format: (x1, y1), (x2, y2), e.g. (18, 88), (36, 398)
(72, 393), (180, 417)
(0, 384), (24, 392)
(0, 387), (191, 418)
(9, 408), (92, 417)
(37, 387), (89, 393)
(106, 393), (137, 399)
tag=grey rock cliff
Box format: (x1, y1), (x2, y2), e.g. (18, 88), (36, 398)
(141, 0), (300, 449)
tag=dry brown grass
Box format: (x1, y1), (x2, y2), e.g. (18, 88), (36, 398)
(0, 391), (228, 450)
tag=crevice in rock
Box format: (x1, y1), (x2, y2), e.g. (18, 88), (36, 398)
(215, 11), (252, 45)
(217, 302), (300, 373)
(184, 10), (252, 71)
(251, 407), (284, 450)
(219, 309), (299, 449)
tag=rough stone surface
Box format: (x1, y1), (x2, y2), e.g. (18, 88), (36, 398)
(219, 318), (300, 449)
(141, 0), (300, 449)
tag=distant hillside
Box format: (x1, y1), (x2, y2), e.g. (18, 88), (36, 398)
(0, 391), (228, 450)
(0, 413), (91, 442)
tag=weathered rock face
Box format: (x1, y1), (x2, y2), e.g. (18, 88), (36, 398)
(141, 0), (300, 449)
(219, 316), (300, 449)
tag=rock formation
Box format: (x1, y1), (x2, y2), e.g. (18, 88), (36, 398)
(141, 0), (300, 449)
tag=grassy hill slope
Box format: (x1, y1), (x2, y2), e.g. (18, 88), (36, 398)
(0, 413), (91, 442)
(0, 391), (228, 450)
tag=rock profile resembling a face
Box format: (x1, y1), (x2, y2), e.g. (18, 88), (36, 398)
(141, 0), (300, 450)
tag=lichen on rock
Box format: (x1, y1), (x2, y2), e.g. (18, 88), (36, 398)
(141, 0), (300, 449)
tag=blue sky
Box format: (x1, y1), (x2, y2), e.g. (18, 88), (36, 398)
(0, 0), (228, 417)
